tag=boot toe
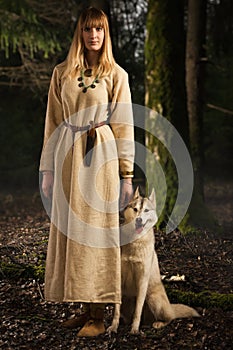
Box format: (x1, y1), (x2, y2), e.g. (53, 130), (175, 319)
(62, 313), (90, 329)
(77, 319), (105, 337)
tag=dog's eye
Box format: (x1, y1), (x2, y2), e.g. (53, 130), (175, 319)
(144, 209), (149, 212)
(133, 208), (138, 212)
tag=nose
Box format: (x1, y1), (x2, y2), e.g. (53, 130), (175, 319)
(136, 217), (142, 225)
(89, 28), (97, 37)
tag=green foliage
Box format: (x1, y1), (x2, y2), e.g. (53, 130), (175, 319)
(0, 0), (62, 58)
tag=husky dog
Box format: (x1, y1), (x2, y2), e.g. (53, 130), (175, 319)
(108, 187), (199, 334)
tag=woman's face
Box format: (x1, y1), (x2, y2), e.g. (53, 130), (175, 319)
(82, 26), (105, 52)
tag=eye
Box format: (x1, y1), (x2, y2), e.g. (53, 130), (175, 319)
(96, 27), (103, 31)
(83, 27), (91, 32)
(144, 209), (149, 212)
(133, 208), (138, 212)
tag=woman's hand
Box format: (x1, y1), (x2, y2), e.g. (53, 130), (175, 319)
(41, 171), (54, 199)
(120, 178), (133, 211)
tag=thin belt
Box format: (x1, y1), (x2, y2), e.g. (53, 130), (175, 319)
(64, 120), (107, 133)
(64, 119), (108, 167)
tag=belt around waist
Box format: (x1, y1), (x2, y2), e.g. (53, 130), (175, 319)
(64, 119), (108, 167)
(64, 120), (107, 133)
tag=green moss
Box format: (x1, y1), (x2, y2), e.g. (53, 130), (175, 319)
(166, 288), (233, 311)
(0, 261), (45, 281)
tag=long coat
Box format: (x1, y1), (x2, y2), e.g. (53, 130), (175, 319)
(40, 62), (134, 303)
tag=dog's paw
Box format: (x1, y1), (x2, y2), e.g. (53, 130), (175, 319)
(129, 327), (140, 335)
(152, 321), (167, 329)
(107, 323), (118, 334)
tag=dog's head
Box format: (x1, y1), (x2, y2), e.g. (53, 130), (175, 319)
(121, 187), (158, 235)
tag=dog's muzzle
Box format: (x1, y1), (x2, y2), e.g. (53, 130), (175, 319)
(135, 217), (144, 234)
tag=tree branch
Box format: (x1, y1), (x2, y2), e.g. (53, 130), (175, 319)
(206, 103), (233, 116)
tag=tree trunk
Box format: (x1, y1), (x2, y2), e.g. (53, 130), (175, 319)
(145, 0), (188, 229)
(182, 0), (217, 231)
(185, 0), (206, 199)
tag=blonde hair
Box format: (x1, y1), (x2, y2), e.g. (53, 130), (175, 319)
(64, 7), (116, 78)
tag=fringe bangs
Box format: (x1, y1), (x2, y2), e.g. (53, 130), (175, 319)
(81, 16), (105, 31)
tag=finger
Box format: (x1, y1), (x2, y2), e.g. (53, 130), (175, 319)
(42, 186), (50, 199)
(42, 188), (49, 199)
(119, 195), (126, 211)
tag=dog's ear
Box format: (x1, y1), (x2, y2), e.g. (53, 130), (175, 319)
(134, 186), (140, 198)
(149, 188), (156, 208)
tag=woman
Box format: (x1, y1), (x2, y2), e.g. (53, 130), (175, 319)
(40, 7), (134, 337)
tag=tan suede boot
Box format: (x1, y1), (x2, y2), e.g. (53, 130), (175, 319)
(77, 304), (105, 337)
(62, 304), (90, 329)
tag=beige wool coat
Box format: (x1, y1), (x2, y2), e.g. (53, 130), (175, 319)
(40, 62), (134, 303)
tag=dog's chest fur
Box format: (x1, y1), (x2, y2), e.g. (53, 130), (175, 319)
(120, 229), (155, 296)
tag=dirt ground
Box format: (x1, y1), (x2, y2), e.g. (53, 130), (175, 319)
(0, 179), (232, 349)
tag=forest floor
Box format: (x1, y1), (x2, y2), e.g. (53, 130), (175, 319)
(0, 178), (232, 350)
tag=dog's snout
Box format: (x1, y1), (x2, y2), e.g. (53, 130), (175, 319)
(136, 217), (142, 224)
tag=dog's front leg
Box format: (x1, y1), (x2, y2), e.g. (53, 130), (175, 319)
(130, 279), (148, 334)
(107, 303), (121, 334)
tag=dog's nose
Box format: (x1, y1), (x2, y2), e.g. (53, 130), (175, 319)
(136, 217), (142, 225)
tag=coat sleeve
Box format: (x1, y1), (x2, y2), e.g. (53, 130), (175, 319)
(110, 67), (135, 178)
(39, 66), (64, 172)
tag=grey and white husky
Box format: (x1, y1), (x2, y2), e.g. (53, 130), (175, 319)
(108, 187), (199, 334)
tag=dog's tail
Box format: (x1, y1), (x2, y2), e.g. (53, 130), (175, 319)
(171, 304), (200, 318)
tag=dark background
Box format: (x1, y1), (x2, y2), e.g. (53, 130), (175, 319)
(0, 0), (232, 230)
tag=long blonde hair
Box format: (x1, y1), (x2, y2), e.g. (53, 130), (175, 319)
(64, 7), (116, 78)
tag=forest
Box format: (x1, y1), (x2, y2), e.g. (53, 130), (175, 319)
(0, 0), (233, 349)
